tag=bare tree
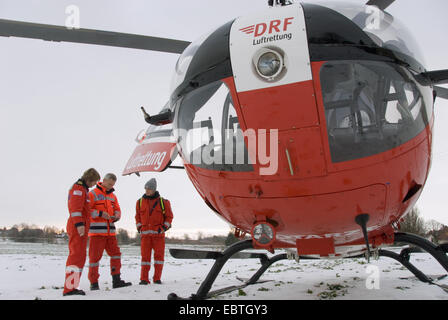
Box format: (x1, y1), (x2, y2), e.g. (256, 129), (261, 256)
(426, 219), (447, 244)
(399, 207), (427, 237)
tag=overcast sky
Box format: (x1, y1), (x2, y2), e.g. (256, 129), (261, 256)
(0, 0), (447, 238)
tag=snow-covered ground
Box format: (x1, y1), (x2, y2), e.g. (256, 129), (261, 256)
(0, 240), (447, 300)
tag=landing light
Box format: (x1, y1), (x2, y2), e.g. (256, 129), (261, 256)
(251, 222), (276, 247)
(254, 48), (284, 81)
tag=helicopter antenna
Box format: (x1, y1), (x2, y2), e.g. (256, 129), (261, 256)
(268, 0), (293, 7)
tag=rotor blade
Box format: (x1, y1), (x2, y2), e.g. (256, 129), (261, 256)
(366, 0), (395, 10)
(434, 86), (448, 100)
(416, 70), (448, 86)
(169, 248), (267, 260)
(0, 18), (191, 54)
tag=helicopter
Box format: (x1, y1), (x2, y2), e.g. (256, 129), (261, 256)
(2, 0), (448, 299)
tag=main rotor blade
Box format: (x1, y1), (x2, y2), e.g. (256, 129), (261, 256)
(366, 0), (395, 10)
(416, 70), (448, 86)
(434, 86), (448, 100)
(0, 18), (191, 54)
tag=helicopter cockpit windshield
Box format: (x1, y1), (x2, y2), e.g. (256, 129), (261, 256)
(170, 31), (211, 94)
(313, 1), (426, 65)
(175, 80), (253, 172)
(320, 60), (433, 163)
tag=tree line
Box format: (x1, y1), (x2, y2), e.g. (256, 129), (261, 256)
(1, 207), (446, 245)
(397, 207), (448, 244)
(0, 224), (65, 243)
(115, 229), (243, 246)
(0, 223), (242, 246)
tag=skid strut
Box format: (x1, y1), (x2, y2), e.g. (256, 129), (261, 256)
(379, 232), (448, 292)
(168, 240), (289, 300)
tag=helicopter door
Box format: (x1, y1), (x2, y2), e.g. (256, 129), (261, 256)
(176, 80), (254, 172)
(123, 118), (178, 175)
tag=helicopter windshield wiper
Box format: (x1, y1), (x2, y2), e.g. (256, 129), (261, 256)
(141, 106), (173, 126)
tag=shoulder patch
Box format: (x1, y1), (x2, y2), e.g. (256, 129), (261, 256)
(73, 190), (83, 196)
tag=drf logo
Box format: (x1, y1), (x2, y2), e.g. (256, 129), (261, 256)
(365, 264), (380, 290)
(240, 17), (294, 37)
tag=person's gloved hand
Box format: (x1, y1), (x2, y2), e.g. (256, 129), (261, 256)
(137, 226), (142, 234)
(158, 225), (169, 234)
(99, 211), (110, 220)
(77, 225), (85, 237)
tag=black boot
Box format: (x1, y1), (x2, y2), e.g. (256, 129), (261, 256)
(63, 289), (86, 296)
(90, 283), (99, 291)
(112, 274), (132, 289)
(139, 280), (149, 285)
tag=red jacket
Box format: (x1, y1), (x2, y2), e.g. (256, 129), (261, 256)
(88, 182), (121, 237)
(67, 179), (91, 229)
(135, 192), (173, 236)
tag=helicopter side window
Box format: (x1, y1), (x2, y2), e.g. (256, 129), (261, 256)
(320, 60), (430, 163)
(176, 81), (253, 172)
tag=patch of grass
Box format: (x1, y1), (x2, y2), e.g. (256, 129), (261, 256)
(317, 283), (349, 300)
(307, 289), (313, 294)
(268, 269), (283, 273)
(395, 286), (411, 290)
(257, 287), (270, 292)
(238, 289), (247, 296)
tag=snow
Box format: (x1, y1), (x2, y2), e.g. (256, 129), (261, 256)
(0, 240), (447, 300)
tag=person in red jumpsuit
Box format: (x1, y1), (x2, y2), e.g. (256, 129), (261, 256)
(88, 173), (131, 290)
(63, 168), (100, 296)
(135, 178), (173, 285)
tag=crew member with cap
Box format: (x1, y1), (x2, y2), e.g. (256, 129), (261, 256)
(135, 178), (173, 284)
(63, 168), (100, 296)
(88, 173), (132, 290)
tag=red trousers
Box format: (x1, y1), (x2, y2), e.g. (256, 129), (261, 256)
(63, 222), (88, 294)
(88, 236), (121, 284)
(140, 235), (165, 282)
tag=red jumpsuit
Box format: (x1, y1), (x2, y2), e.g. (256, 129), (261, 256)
(63, 179), (91, 294)
(87, 183), (122, 284)
(135, 192), (173, 283)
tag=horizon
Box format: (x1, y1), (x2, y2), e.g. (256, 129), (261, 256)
(0, 0), (447, 237)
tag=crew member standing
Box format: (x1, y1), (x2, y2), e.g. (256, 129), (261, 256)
(63, 168), (100, 296)
(136, 178), (173, 284)
(88, 173), (131, 290)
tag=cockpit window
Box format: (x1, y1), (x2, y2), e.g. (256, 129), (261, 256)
(320, 60), (432, 163)
(175, 81), (253, 172)
(170, 32), (211, 94)
(310, 1), (426, 65)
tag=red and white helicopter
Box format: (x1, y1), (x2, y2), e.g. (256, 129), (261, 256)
(2, 0), (448, 299)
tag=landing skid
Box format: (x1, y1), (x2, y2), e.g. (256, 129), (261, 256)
(197, 277), (273, 300)
(379, 232), (448, 293)
(167, 240), (288, 300)
(167, 232), (448, 299)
